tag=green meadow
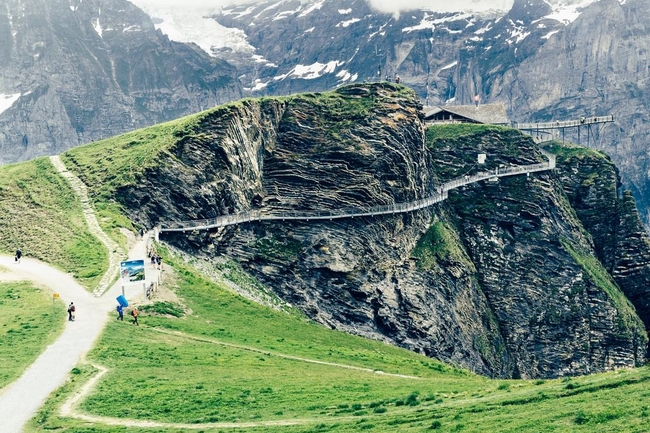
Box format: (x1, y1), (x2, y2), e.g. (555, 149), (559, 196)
(0, 281), (65, 389)
(0, 158), (107, 289)
(27, 253), (650, 432)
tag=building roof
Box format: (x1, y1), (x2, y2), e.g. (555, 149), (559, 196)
(423, 103), (510, 125)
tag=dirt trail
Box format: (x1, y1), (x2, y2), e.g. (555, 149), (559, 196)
(150, 327), (421, 379)
(49, 155), (126, 296)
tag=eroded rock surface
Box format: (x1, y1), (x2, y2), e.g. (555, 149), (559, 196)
(114, 84), (647, 378)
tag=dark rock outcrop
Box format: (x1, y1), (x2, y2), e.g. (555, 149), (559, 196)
(83, 84), (648, 378)
(553, 143), (650, 342)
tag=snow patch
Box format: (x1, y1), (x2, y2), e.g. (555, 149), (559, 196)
(440, 61), (458, 71)
(543, 0), (600, 25)
(542, 29), (560, 39)
(336, 70), (358, 83)
(221, 5), (257, 19)
(244, 79), (269, 92)
(299, 1), (325, 18)
(252, 54), (277, 67)
(403, 12), (471, 33)
(122, 25), (142, 33)
(0, 93), (20, 116)
(337, 18), (360, 28)
(305, 27), (315, 33)
(93, 18), (103, 38)
(338, 9), (352, 14)
(138, 7), (255, 57)
(506, 19), (530, 44)
(275, 61), (344, 81)
(273, 6), (301, 21)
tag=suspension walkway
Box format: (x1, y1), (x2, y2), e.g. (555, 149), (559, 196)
(159, 152), (556, 233)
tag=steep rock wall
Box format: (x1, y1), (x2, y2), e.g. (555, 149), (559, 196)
(553, 143), (650, 341)
(428, 130), (646, 377)
(113, 84), (647, 378)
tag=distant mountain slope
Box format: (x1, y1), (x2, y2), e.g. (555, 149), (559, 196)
(0, 0), (241, 164)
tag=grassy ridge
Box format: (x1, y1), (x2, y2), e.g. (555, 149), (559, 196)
(0, 158), (107, 289)
(0, 281), (65, 389)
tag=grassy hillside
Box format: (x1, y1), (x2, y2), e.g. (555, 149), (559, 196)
(0, 158), (107, 289)
(28, 252), (650, 432)
(0, 281), (65, 389)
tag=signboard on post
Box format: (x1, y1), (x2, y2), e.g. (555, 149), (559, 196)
(120, 260), (145, 283)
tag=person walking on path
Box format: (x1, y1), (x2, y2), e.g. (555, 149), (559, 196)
(67, 302), (76, 322)
(131, 307), (139, 325)
(116, 304), (124, 321)
(14, 249), (21, 263)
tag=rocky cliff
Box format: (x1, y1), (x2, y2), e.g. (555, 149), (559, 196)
(67, 83), (649, 378)
(0, 0), (241, 164)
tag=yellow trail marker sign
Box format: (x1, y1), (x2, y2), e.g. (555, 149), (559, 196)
(53, 293), (60, 299)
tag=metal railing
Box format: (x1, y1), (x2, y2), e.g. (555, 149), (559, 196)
(515, 115), (614, 131)
(160, 152), (556, 233)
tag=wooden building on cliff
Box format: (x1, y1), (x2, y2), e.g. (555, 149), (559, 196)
(423, 103), (510, 126)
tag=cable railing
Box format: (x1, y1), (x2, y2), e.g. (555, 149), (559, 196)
(159, 152), (556, 233)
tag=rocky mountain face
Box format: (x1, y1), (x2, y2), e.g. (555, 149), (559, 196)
(199, 0), (650, 230)
(0, 0), (241, 164)
(103, 83), (648, 378)
(490, 0), (650, 228)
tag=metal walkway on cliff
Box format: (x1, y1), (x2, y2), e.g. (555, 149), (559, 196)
(158, 151), (556, 233)
(514, 115), (614, 145)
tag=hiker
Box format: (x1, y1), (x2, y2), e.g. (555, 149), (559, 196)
(116, 304), (124, 321)
(131, 307), (139, 325)
(156, 255), (162, 270)
(139, 228), (144, 238)
(14, 249), (21, 263)
(67, 302), (76, 322)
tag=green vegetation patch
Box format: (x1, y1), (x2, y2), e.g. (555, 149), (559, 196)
(27, 258), (650, 432)
(139, 301), (185, 318)
(0, 281), (65, 389)
(0, 158), (107, 289)
(561, 238), (645, 335)
(412, 220), (473, 270)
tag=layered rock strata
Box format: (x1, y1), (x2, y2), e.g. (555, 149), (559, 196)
(109, 84), (647, 378)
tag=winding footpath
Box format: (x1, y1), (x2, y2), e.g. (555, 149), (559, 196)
(0, 156), (156, 433)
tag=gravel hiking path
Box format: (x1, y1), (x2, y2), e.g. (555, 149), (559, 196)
(0, 235), (157, 433)
(0, 155), (157, 433)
